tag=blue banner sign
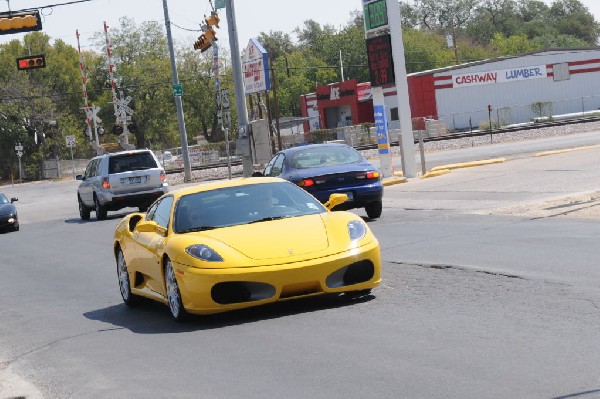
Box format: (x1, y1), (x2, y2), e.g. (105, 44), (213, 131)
(374, 104), (390, 154)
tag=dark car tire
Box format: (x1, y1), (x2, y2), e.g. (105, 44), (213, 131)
(12, 223), (19, 232)
(116, 248), (139, 306)
(79, 196), (91, 220)
(95, 195), (107, 220)
(165, 258), (188, 322)
(365, 200), (382, 219)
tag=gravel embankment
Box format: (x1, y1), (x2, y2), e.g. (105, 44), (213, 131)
(167, 121), (600, 186)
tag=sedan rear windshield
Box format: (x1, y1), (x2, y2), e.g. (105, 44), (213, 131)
(290, 146), (363, 169)
(109, 152), (158, 173)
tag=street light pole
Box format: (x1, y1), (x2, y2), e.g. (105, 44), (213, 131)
(162, 0), (192, 182)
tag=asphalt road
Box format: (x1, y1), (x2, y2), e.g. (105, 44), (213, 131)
(1, 133), (600, 398)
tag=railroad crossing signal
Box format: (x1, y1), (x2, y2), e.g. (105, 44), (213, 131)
(0, 11), (42, 35)
(16, 54), (46, 70)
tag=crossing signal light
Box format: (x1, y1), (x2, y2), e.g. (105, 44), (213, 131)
(16, 54), (46, 70)
(113, 125), (124, 135)
(193, 12), (219, 53)
(0, 11), (42, 35)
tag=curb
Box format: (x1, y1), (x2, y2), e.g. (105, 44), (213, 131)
(430, 158), (506, 172)
(534, 144), (600, 157)
(382, 176), (407, 186)
(421, 169), (451, 179)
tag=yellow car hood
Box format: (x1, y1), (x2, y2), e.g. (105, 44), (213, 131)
(202, 214), (329, 261)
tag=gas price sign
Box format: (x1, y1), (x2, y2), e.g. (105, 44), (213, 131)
(366, 34), (395, 86)
(364, 0), (388, 31)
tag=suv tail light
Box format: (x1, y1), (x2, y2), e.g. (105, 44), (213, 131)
(160, 170), (166, 182)
(102, 177), (110, 189)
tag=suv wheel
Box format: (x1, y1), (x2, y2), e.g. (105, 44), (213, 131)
(95, 195), (108, 220)
(78, 196), (90, 220)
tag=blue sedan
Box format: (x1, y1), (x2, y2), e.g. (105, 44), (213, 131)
(256, 143), (383, 218)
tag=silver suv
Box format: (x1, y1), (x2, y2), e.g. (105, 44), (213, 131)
(76, 149), (168, 220)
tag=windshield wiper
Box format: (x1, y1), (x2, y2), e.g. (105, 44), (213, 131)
(178, 226), (218, 233)
(247, 216), (291, 224)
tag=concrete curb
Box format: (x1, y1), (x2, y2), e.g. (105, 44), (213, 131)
(421, 169), (451, 179)
(430, 158), (506, 172)
(382, 176), (408, 186)
(534, 144), (600, 157)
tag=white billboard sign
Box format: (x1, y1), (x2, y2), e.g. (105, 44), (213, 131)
(242, 38), (271, 94)
(452, 65), (547, 88)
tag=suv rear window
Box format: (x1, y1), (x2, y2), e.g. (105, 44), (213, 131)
(109, 152), (158, 173)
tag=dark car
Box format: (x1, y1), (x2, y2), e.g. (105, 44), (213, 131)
(0, 192), (19, 232)
(257, 143), (383, 218)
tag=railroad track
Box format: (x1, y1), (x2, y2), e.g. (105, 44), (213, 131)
(166, 115), (600, 174)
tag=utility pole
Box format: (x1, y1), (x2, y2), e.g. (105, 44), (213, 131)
(386, 0), (417, 178)
(162, 0), (192, 182)
(225, 0), (253, 177)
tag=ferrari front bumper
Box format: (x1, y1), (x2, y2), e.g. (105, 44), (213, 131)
(172, 240), (381, 315)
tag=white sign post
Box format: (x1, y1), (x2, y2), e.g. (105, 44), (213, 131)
(15, 144), (23, 183)
(66, 135), (76, 179)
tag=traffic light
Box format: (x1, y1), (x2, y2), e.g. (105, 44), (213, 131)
(204, 11), (220, 29)
(16, 54), (46, 71)
(0, 11), (42, 35)
(193, 12), (219, 53)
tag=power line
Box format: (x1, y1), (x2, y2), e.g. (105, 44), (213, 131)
(12, 0), (93, 14)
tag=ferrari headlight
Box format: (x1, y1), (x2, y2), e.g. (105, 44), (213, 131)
(348, 221), (366, 241)
(185, 244), (223, 262)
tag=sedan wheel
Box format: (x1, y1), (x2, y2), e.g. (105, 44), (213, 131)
(95, 196), (107, 220)
(365, 200), (382, 219)
(116, 249), (138, 306)
(165, 259), (187, 321)
(79, 196), (90, 220)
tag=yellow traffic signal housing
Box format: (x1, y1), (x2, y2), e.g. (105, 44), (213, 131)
(0, 11), (42, 35)
(16, 54), (46, 70)
(193, 28), (217, 53)
(205, 12), (220, 28)
(193, 11), (219, 52)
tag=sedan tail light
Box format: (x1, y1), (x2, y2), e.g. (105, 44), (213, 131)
(356, 171), (380, 180)
(102, 177), (110, 189)
(297, 179), (315, 187)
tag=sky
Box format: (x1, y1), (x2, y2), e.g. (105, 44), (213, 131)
(0, 0), (598, 52)
(0, 0), (363, 51)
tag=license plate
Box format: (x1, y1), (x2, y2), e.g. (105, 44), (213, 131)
(342, 192), (354, 201)
(129, 177), (142, 184)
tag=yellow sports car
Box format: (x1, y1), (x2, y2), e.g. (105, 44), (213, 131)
(113, 177), (381, 321)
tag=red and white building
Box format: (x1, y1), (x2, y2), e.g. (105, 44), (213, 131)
(301, 48), (600, 132)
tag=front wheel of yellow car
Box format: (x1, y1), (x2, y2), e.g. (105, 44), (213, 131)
(116, 248), (139, 306)
(165, 259), (188, 321)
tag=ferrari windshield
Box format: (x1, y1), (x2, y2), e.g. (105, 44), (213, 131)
(173, 181), (326, 233)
